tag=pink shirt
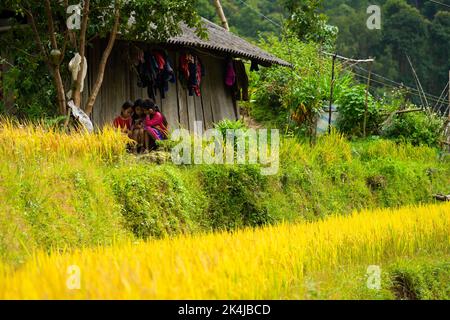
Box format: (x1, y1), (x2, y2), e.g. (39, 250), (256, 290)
(145, 112), (167, 130)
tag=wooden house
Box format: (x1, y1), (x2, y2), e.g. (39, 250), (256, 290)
(84, 18), (290, 130)
(1, 15), (290, 130)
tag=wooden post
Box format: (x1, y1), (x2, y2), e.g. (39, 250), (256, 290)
(407, 55), (429, 110)
(363, 61), (373, 138)
(328, 54), (336, 134)
(213, 0), (229, 31)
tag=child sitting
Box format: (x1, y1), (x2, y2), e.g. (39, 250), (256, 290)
(113, 101), (134, 135)
(131, 99), (146, 152)
(142, 99), (169, 151)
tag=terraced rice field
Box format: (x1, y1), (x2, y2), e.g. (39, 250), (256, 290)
(0, 202), (448, 299)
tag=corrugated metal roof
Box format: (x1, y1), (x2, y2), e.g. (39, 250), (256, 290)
(168, 18), (292, 67)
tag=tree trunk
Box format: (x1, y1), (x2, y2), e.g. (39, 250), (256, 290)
(53, 65), (67, 115)
(213, 0), (229, 31)
(84, 9), (120, 115)
(73, 0), (90, 107)
(43, 0), (67, 115)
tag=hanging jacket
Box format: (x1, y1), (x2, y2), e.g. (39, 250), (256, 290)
(233, 60), (249, 101)
(135, 50), (177, 100)
(161, 55), (176, 97)
(153, 51), (166, 70)
(163, 56), (176, 83)
(135, 48), (145, 64)
(179, 52), (204, 97)
(154, 51), (176, 99)
(250, 60), (259, 72)
(179, 53), (191, 84)
(225, 58), (236, 87)
(135, 51), (158, 100)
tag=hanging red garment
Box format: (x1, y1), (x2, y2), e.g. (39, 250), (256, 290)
(194, 59), (202, 97)
(153, 51), (166, 70)
(179, 53), (190, 80)
(225, 59), (236, 87)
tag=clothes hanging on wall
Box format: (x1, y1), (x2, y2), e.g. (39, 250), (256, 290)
(232, 60), (249, 101)
(135, 49), (175, 100)
(136, 48), (145, 64)
(179, 52), (205, 97)
(225, 58), (236, 87)
(250, 60), (259, 72)
(154, 51), (175, 99)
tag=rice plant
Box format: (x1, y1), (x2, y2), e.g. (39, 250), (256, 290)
(0, 202), (448, 299)
(0, 117), (130, 164)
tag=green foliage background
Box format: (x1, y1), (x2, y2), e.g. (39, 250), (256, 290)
(197, 0), (450, 99)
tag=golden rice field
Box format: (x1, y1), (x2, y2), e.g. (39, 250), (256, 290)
(0, 203), (449, 299)
(0, 118), (129, 162)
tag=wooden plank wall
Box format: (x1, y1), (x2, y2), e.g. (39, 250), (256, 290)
(161, 51), (179, 129)
(87, 40), (238, 130)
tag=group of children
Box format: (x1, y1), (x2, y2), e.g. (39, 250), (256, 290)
(113, 98), (169, 153)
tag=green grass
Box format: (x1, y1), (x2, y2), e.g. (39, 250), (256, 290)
(0, 125), (449, 267)
(303, 255), (450, 300)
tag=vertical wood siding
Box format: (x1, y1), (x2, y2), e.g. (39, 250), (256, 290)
(87, 40), (237, 130)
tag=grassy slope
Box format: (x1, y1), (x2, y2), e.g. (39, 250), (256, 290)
(0, 124), (449, 266)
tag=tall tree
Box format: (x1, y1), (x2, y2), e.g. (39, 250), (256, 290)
(382, 0), (429, 78)
(429, 11), (450, 95)
(282, 0), (337, 47)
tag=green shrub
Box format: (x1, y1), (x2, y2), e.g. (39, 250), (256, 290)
(250, 36), (352, 136)
(0, 53), (56, 119)
(336, 85), (380, 136)
(199, 165), (272, 229)
(0, 158), (129, 266)
(108, 164), (206, 239)
(389, 259), (450, 300)
(382, 111), (444, 147)
(214, 119), (247, 138)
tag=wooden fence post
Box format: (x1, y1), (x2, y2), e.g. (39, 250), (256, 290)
(328, 54), (336, 134)
(363, 61), (373, 138)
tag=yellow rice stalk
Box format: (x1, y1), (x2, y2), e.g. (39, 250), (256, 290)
(0, 119), (130, 163)
(0, 203), (449, 299)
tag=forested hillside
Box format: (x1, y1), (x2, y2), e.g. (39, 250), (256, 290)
(198, 0), (288, 39)
(325, 0), (450, 98)
(198, 0), (450, 98)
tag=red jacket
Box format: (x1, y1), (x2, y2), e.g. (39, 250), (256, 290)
(113, 116), (132, 130)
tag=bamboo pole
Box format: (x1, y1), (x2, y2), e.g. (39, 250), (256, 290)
(328, 54), (336, 134)
(363, 61), (373, 138)
(322, 52), (374, 63)
(407, 55), (429, 110)
(213, 0), (230, 31)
